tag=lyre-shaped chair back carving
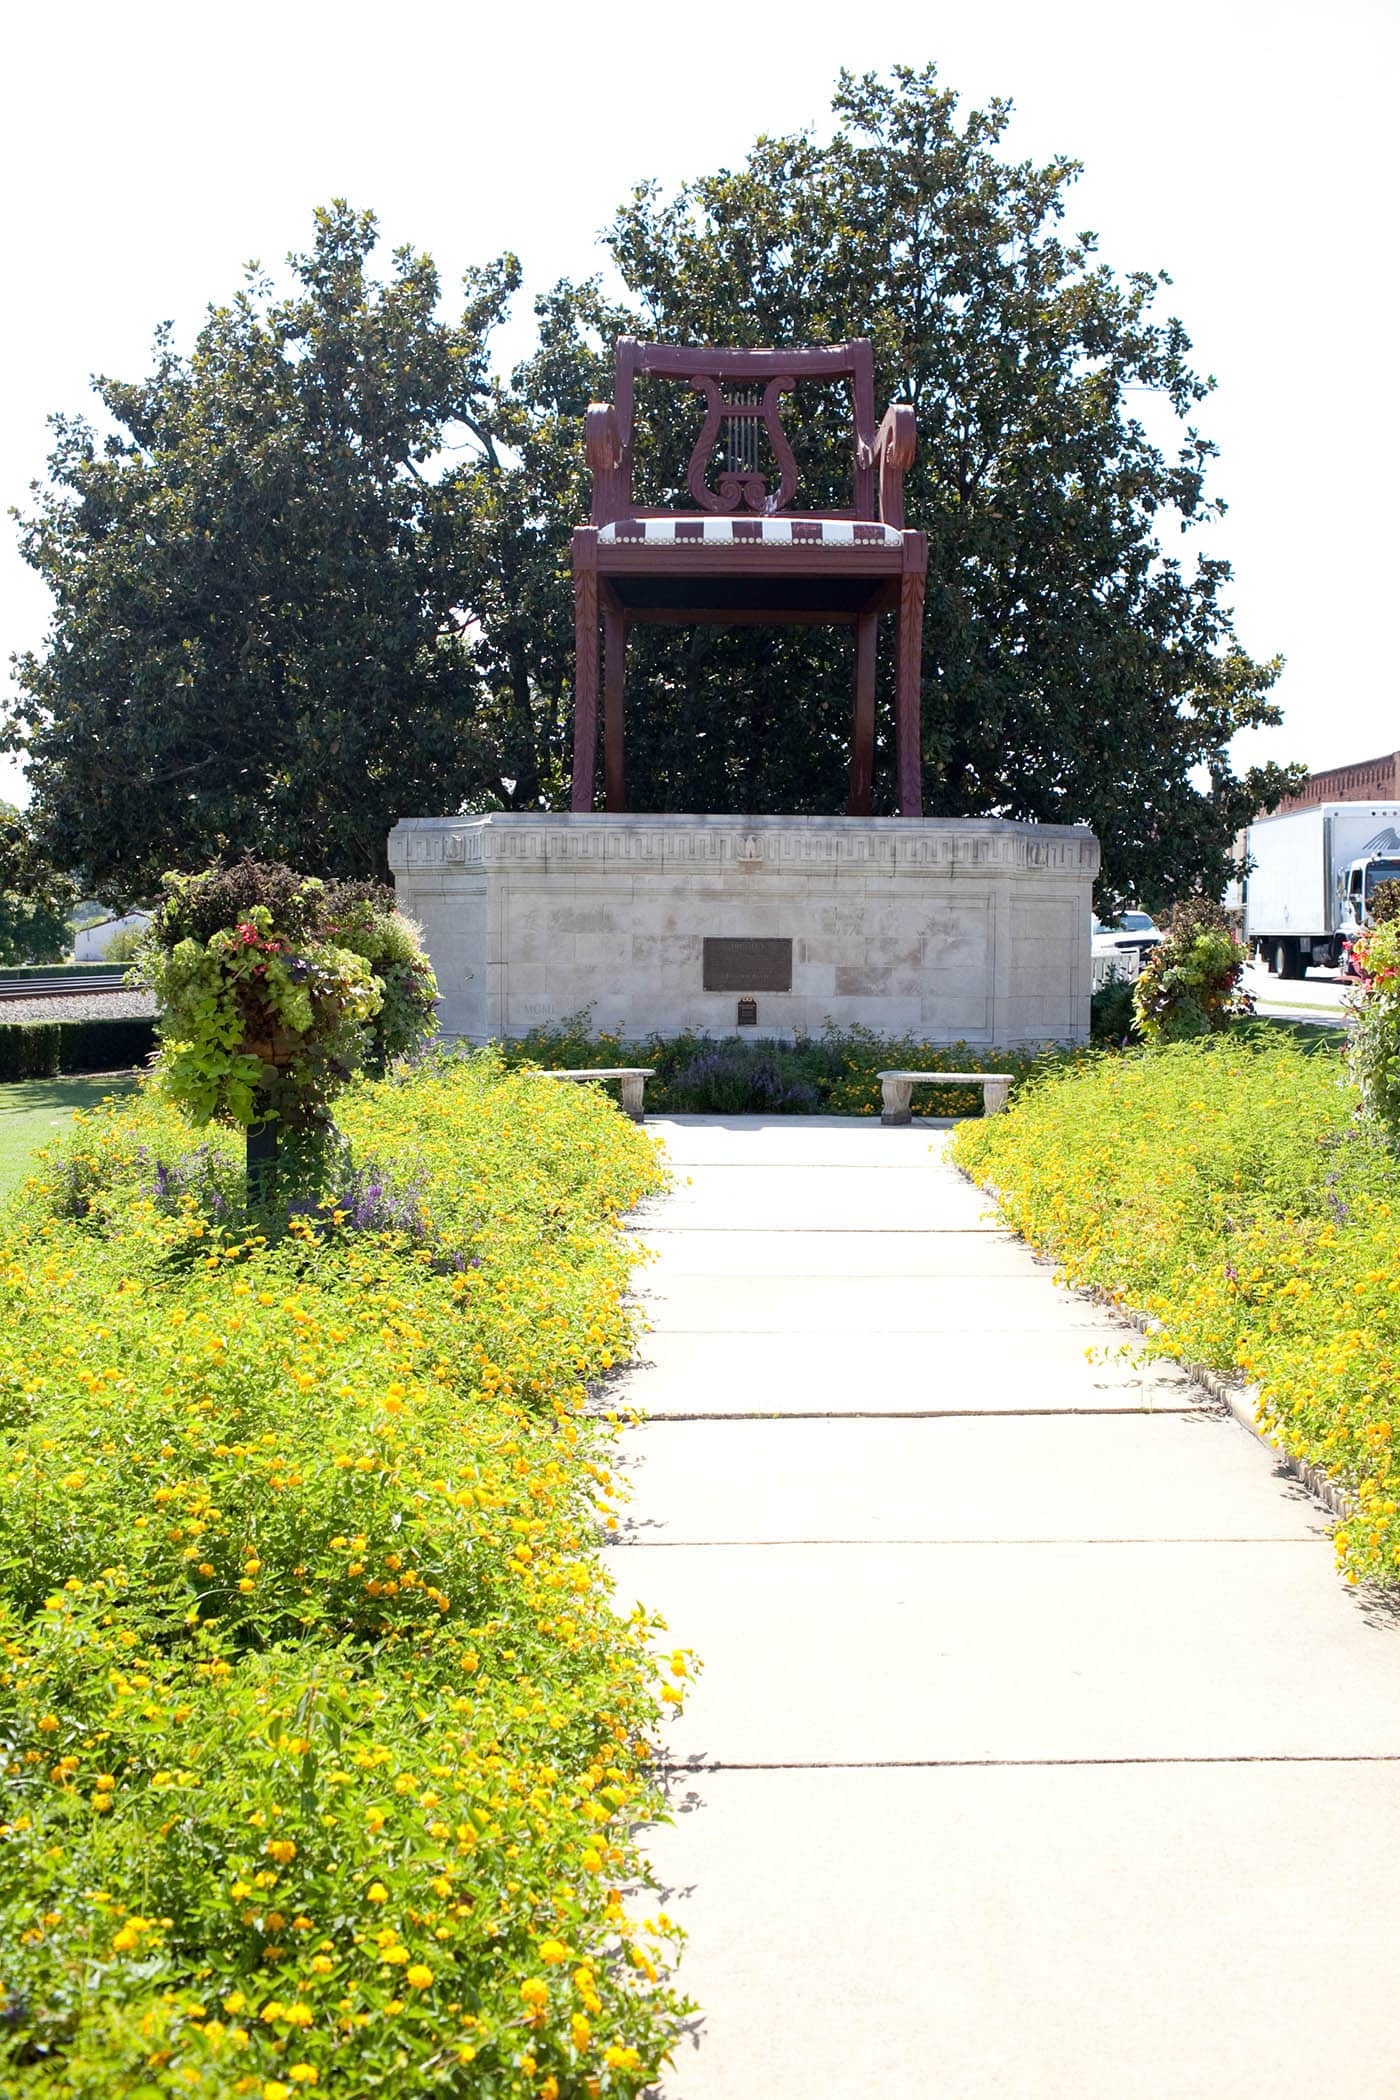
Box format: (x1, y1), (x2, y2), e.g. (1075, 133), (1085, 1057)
(724, 389), (762, 475)
(597, 338), (879, 526)
(688, 374), (798, 515)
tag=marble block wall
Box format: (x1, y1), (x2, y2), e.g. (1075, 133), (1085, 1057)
(387, 813), (1099, 1046)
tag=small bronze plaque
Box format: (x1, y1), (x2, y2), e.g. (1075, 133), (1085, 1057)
(736, 996), (758, 1027)
(703, 937), (792, 993)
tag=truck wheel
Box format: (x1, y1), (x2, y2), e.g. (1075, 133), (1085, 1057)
(1274, 940), (1307, 980)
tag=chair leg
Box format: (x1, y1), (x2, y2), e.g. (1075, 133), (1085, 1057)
(894, 543), (927, 819)
(570, 553), (600, 813)
(848, 610), (877, 816)
(604, 602), (627, 813)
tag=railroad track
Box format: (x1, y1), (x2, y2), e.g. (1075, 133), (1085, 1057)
(0, 971), (131, 1001)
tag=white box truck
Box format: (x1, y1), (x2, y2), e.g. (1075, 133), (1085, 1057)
(1245, 803), (1400, 977)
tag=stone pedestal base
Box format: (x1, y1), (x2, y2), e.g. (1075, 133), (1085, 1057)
(387, 813), (1098, 1046)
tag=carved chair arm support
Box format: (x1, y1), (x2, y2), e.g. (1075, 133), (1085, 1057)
(586, 403), (622, 472)
(874, 403), (917, 528)
(586, 404), (630, 523)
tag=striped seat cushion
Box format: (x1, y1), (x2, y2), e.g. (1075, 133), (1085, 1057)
(597, 517), (903, 547)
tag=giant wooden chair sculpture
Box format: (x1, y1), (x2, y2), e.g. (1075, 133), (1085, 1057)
(571, 338), (927, 817)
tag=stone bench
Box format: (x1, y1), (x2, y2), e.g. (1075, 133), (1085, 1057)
(878, 1069), (1013, 1126)
(539, 1067), (652, 1121)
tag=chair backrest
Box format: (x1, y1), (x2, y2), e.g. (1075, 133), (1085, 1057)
(611, 338), (877, 522)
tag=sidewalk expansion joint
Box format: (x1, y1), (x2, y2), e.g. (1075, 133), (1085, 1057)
(620, 1407), (1203, 1421)
(661, 1753), (1400, 1772)
(636, 1325), (1125, 1337)
(642, 1271), (1055, 1281)
(613, 1535), (1324, 1548)
(638, 1225), (1006, 1235)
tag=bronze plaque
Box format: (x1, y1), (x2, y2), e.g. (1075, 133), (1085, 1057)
(703, 936), (792, 992)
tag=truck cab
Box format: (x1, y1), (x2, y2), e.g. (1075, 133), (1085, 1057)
(1340, 850), (1400, 937)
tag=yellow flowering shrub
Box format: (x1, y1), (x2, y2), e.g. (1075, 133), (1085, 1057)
(0, 1055), (692, 2095)
(953, 1031), (1400, 1585)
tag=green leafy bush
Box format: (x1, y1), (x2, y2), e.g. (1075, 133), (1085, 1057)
(503, 1016), (1080, 1119)
(138, 863), (437, 1186)
(319, 882), (440, 1075)
(1090, 977), (1138, 1045)
(952, 1032), (1400, 1585)
(1132, 898), (1251, 1043)
(0, 1054), (688, 2096)
(100, 924), (150, 965)
(1345, 915), (1400, 1141)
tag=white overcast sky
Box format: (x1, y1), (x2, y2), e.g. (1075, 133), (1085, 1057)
(2, 0), (1395, 810)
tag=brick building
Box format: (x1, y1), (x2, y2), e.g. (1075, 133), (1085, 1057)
(1277, 751), (1400, 813)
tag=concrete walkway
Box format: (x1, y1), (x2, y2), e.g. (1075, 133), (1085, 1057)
(607, 1116), (1400, 2099)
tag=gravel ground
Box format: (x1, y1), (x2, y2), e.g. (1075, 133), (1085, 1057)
(0, 990), (155, 1025)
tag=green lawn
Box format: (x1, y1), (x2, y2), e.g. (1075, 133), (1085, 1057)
(0, 1074), (139, 1201)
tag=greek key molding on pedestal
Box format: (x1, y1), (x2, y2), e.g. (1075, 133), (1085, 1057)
(388, 814), (1100, 880)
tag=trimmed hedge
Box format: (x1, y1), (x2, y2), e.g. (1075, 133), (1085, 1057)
(0, 963), (124, 982)
(60, 1015), (158, 1072)
(0, 1022), (60, 1080)
(0, 1016), (156, 1081)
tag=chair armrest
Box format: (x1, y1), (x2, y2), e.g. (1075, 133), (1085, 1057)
(585, 403), (622, 475)
(585, 403), (632, 526)
(874, 404), (916, 527)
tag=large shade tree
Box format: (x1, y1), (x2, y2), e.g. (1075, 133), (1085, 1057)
(0, 803), (76, 964)
(7, 206), (517, 899)
(9, 69), (1300, 907)
(488, 65), (1299, 905)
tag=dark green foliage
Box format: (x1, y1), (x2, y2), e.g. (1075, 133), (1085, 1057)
(8, 208), (514, 898)
(0, 1024), (60, 1081)
(502, 1016), (1080, 1116)
(0, 1018), (154, 1083)
(661, 1039), (821, 1114)
(58, 1017), (156, 1073)
(0, 963), (123, 982)
(0, 893), (70, 967)
(0, 802), (77, 965)
(1091, 976), (1139, 1045)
